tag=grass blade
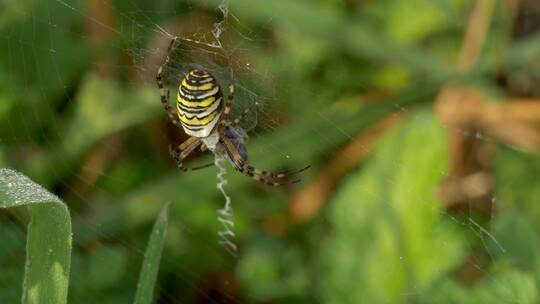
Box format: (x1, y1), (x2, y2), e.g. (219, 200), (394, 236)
(134, 201), (170, 304)
(0, 168), (71, 304)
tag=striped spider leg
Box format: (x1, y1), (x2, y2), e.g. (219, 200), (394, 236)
(156, 37), (182, 126)
(230, 99), (258, 127)
(219, 60), (236, 127)
(218, 124), (310, 187)
(169, 137), (214, 171)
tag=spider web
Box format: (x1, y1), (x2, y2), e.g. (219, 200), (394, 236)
(0, 1), (295, 303)
(0, 0), (538, 303)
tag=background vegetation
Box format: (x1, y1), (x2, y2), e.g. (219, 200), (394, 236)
(1, 0), (540, 303)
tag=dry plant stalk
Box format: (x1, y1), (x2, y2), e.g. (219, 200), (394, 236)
(436, 0), (540, 211)
(434, 0), (496, 211)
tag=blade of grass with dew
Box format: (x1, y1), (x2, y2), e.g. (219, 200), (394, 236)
(134, 201), (170, 304)
(0, 168), (71, 304)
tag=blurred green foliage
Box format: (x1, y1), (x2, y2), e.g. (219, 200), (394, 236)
(1, 0), (540, 303)
(318, 111), (464, 303)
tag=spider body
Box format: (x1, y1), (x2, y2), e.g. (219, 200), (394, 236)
(176, 69), (223, 138)
(156, 38), (308, 186)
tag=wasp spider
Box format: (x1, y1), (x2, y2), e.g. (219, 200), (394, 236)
(156, 38), (309, 186)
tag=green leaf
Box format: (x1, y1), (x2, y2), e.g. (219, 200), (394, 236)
(0, 168), (72, 304)
(318, 110), (466, 303)
(134, 201), (170, 304)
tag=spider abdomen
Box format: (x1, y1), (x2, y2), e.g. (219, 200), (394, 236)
(176, 69), (223, 138)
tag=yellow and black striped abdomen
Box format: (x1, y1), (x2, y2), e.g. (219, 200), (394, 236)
(176, 69), (223, 138)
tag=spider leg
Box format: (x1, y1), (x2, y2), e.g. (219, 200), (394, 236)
(200, 143), (208, 152)
(170, 137), (214, 171)
(245, 164), (311, 180)
(239, 162), (304, 186)
(156, 37), (181, 125)
(220, 136), (306, 186)
(231, 100), (258, 127)
(220, 63), (236, 126)
(238, 161), (304, 187)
